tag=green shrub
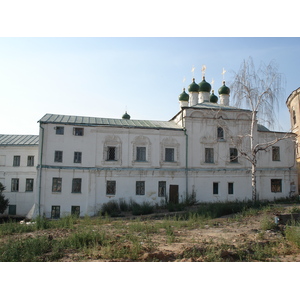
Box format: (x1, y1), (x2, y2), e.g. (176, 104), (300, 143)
(100, 200), (121, 217)
(132, 201), (154, 215)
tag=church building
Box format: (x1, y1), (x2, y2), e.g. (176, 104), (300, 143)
(1, 76), (298, 218)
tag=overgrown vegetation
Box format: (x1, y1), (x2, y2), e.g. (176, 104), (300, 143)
(0, 183), (9, 214)
(1, 197), (300, 262)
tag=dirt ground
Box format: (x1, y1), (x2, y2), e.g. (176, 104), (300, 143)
(2, 203), (300, 262)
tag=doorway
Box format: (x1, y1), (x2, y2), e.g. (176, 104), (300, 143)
(169, 185), (179, 204)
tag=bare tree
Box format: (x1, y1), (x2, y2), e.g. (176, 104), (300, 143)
(230, 57), (293, 201)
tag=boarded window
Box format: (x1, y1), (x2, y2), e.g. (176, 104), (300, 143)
(205, 148), (214, 163)
(136, 181), (145, 195)
(106, 181), (116, 195)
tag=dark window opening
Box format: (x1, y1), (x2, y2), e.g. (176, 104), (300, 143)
(106, 181), (116, 195)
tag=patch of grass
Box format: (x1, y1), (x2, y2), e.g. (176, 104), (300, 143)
(260, 214), (278, 231)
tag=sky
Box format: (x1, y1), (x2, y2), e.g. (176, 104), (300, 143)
(0, 37), (299, 135)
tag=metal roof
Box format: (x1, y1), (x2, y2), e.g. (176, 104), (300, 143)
(39, 114), (183, 131)
(0, 135), (39, 146)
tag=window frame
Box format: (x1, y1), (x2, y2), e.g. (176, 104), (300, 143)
(272, 146), (280, 161)
(228, 182), (234, 195)
(25, 178), (34, 192)
(11, 178), (19, 192)
(106, 180), (116, 195)
(13, 155), (20, 167)
(27, 155), (34, 166)
(52, 177), (62, 193)
(73, 127), (84, 136)
(229, 148), (238, 163)
(217, 127), (224, 140)
(72, 178), (82, 193)
(54, 151), (63, 163)
(205, 148), (214, 163)
(136, 181), (145, 195)
(136, 146), (146, 162)
(55, 126), (64, 135)
(158, 181), (166, 197)
(51, 206), (60, 219)
(165, 148), (175, 162)
(74, 151), (82, 163)
(271, 179), (282, 193)
(213, 182), (219, 195)
(107, 146), (117, 161)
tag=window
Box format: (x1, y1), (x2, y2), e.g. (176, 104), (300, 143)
(213, 182), (219, 195)
(74, 127), (84, 136)
(229, 148), (238, 163)
(158, 181), (166, 197)
(72, 178), (82, 193)
(11, 178), (19, 192)
(71, 206), (80, 216)
(136, 181), (145, 195)
(271, 179), (282, 193)
(165, 148), (175, 162)
(228, 182), (234, 194)
(54, 151), (63, 162)
(8, 205), (16, 215)
(56, 126), (64, 135)
(51, 206), (60, 219)
(26, 179), (34, 192)
(136, 147), (146, 161)
(217, 127), (224, 140)
(13, 155), (20, 166)
(74, 151), (82, 163)
(107, 147), (116, 161)
(52, 178), (62, 193)
(293, 108), (297, 125)
(205, 148), (214, 163)
(272, 146), (280, 161)
(27, 156), (34, 166)
(106, 180), (116, 195)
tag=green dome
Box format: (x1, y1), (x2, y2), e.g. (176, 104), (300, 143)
(210, 90), (218, 103)
(178, 88), (189, 101)
(218, 81), (230, 95)
(188, 78), (199, 93)
(198, 76), (211, 92)
(122, 111), (131, 120)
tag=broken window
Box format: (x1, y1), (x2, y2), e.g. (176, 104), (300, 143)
(158, 181), (166, 197)
(271, 179), (282, 193)
(73, 127), (84, 136)
(52, 178), (62, 193)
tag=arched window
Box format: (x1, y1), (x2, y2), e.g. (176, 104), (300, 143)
(217, 127), (224, 140)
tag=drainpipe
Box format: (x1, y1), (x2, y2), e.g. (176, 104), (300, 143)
(182, 108), (188, 199)
(38, 123), (45, 216)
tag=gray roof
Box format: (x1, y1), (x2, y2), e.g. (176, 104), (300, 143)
(0, 135), (39, 146)
(39, 114), (183, 131)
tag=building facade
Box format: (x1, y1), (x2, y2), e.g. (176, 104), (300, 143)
(1, 78), (297, 218)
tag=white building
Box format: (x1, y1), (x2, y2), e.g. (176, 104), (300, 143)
(0, 135), (39, 217)
(0, 78), (297, 218)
